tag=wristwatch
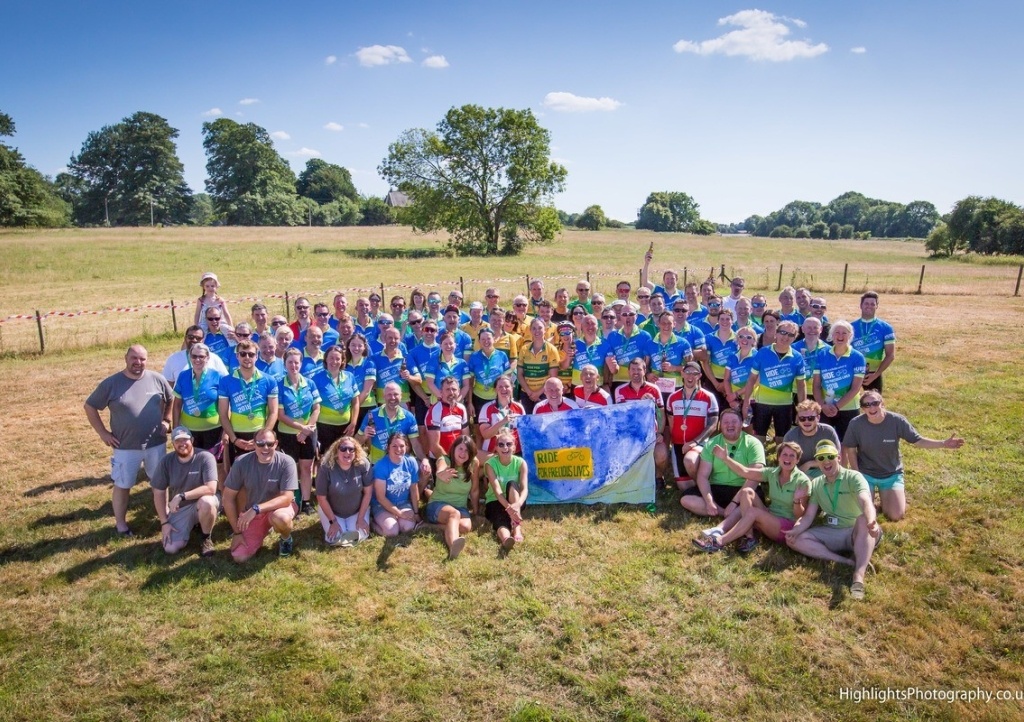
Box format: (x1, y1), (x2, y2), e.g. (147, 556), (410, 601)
(178, 493), (186, 503)
(252, 504), (261, 515)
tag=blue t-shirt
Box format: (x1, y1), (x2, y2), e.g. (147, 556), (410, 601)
(604, 327), (653, 381)
(370, 454), (420, 512)
(749, 345), (806, 405)
(255, 356), (286, 380)
(312, 368), (358, 425)
(346, 357), (377, 407)
(780, 311), (805, 326)
(851, 318), (896, 372)
(299, 351), (324, 380)
(174, 368), (223, 431)
(292, 327), (341, 352)
(649, 333), (694, 388)
(652, 284), (683, 308)
(572, 337), (608, 384)
(218, 369), (278, 433)
(205, 332), (234, 367)
(814, 346), (867, 411)
(277, 375), (321, 431)
(359, 406), (419, 461)
(724, 349), (758, 393)
(467, 349), (512, 399)
(408, 342), (441, 383)
(425, 356), (472, 400)
(676, 323), (707, 354)
(704, 332), (738, 379)
(372, 352), (413, 403)
(792, 339), (831, 380)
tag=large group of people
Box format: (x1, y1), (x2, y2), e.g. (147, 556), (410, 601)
(83, 252), (964, 598)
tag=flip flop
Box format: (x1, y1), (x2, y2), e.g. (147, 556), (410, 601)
(691, 536), (722, 553)
(850, 581), (865, 600)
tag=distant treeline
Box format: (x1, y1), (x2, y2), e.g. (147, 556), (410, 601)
(719, 191), (941, 240)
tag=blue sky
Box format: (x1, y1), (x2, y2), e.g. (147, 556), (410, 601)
(3, 1), (1023, 223)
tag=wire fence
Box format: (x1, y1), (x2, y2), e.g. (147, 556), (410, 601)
(2, 261), (1022, 355)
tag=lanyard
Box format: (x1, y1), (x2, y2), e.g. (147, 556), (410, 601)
(826, 478), (841, 513)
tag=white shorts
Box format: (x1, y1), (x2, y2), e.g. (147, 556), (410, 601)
(111, 446), (166, 489)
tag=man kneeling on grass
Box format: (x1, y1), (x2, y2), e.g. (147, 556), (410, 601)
(785, 440), (882, 600)
(223, 429), (299, 561)
(151, 426), (219, 556)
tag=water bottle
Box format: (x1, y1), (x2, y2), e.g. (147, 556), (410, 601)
(825, 390), (836, 407)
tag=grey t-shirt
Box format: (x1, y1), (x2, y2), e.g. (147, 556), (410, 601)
(316, 460), (373, 518)
(843, 411), (921, 477)
(224, 451), (298, 509)
(150, 450), (218, 505)
(86, 370), (173, 449)
(783, 422), (841, 470)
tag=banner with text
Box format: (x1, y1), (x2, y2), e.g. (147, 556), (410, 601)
(517, 401), (657, 505)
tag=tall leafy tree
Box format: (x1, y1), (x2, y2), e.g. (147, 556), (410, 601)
(379, 104), (567, 255)
(635, 191), (712, 233)
(67, 111), (192, 226)
(0, 111), (71, 227)
(576, 204), (607, 231)
(202, 118), (302, 225)
(296, 158), (358, 205)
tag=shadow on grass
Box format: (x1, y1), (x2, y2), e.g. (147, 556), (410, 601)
(24, 475), (109, 498)
(754, 546), (853, 609)
(311, 247), (447, 259)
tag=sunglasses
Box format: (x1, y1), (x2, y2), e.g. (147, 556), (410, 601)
(254, 440), (275, 448)
(236, 332), (251, 338)
(572, 310), (586, 315)
(601, 315), (615, 321)
(637, 295), (651, 300)
(861, 400), (881, 408)
(739, 336), (755, 342)
(206, 316), (221, 322)
(708, 303), (722, 309)
(423, 328), (438, 333)
(798, 415), (817, 422)
(486, 294), (499, 299)
(428, 299), (441, 304)
(378, 320), (393, 325)
(409, 319), (422, 326)
(316, 312), (331, 318)
(752, 302), (766, 308)
(496, 442), (514, 449)
(186, 334), (204, 342)
(815, 454), (837, 461)
(811, 304), (827, 310)
(295, 305), (311, 311)
(271, 320), (286, 327)
(190, 354), (208, 360)
(777, 330), (796, 337)
(338, 446), (356, 453)
(237, 351), (257, 358)
(514, 303), (527, 308)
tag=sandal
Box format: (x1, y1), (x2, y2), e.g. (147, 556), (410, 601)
(691, 535), (722, 553)
(736, 536), (759, 555)
(850, 581), (865, 600)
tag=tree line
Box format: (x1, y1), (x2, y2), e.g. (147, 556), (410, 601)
(725, 191), (942, 240)
(0, 109), (396, 228)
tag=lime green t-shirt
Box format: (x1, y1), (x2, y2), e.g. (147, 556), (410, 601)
(485, 455), (525, 504)
(763, 466), (811, 521)
(808, 468), (869, 528)
(698, 433), (766, 487)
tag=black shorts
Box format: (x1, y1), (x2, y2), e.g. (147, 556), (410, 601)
(471, 394), (491, 419)
(682, 483), (763, 507)
(672, 441), (701, 476)
(832, 408), (859, 442)
(356, 405), (374, 430)
(484, 482), (520, 531)
(190, 427), (223, 454)
(863, 374), (884, 392)
(278, 431), (316, 461)
(413, 395), (431, 426)
(519, 394), (538, 415)
(227, 431), (256, 465)
(752, 402), (794, 438)
(316, 422), (347, 457)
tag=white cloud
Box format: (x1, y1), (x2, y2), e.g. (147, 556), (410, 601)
(323, 122), (344, 132)
(290, 148), (321, 158)
(851, 46), (867, 54)
(542, 91), (622, 113)
(673, 9), (829, 62)
(325, 55), (337, 65)
(238, 98), (259, 105)
(201, 107), (222, 117)
(270, 131), (291, 140)
(422, 54), (449, 69)
(357, 122), (370, 129)
(355, 44), (411, 67)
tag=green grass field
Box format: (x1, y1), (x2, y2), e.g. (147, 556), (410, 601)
(1, 227), (1022, 721)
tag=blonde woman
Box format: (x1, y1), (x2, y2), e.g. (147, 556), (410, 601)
(315, 436), (373, 546)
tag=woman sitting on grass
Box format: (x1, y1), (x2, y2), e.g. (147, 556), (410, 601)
(371, 433), (422, 537)
(428, 435), (480, 560)
(693, 441), (811, 554)
(315, 436), (373, 547)
(484, 429), (529, 552)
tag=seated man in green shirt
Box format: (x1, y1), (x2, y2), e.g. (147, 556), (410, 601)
(785, 439), (882, 600)
(681, 408), (765, 518)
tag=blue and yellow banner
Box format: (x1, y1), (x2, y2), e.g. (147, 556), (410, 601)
(517, 401), (657, 505)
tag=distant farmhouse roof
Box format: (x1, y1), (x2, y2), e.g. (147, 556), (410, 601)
(385, 190), (410, 208)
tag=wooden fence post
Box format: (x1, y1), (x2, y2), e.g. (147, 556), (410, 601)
(284, 292), (291, 320)
(683, 267), (688, 287)
(917, 265), (926, 295)
(1015, 265), (1023, 296)
(777, 264), (783, 291)
(842, 264), (848, 293)
(170, 299), (178, 335)
(525, 275), (531, 293)
(459, 276), (465, 296)
(35, 310), (45, 354)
